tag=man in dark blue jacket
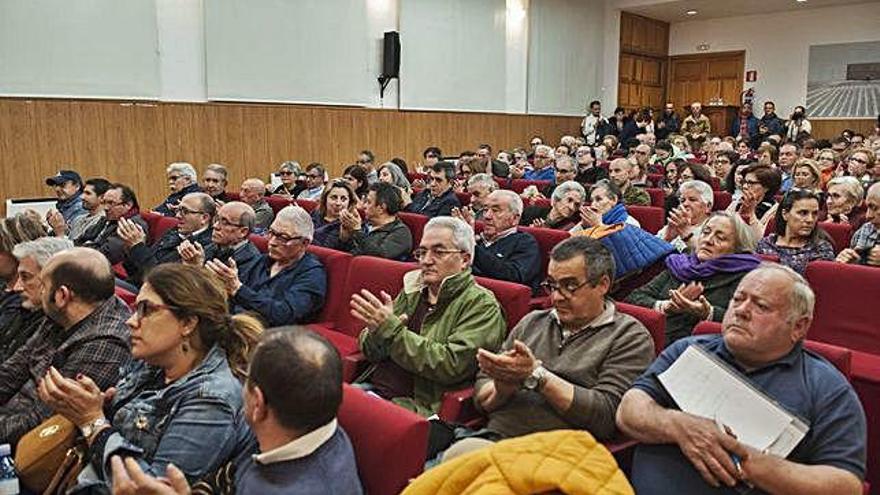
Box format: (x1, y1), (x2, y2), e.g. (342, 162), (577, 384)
(455, 189), (541, 293)
(755, 101), (786, 147)
(155, 162), (203, 216)
(405, 161), (460, 217)
(207, 205), (326, 327)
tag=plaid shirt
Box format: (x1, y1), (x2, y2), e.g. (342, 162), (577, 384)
(0, 296), (131, 444)
(851, 222), (879, 251)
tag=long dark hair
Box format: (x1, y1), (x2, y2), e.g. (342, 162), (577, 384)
(774, 188), (827, 243)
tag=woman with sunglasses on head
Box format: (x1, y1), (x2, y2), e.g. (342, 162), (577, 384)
(271, 161), (305, 199)
(756, 188), (835, 274)
(38, 264), (262, 491)
(310, 180), (360, 250)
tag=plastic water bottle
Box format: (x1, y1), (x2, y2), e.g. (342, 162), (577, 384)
(0, 444), (18, 495)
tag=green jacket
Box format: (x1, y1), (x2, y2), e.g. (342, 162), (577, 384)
(359, 269), (506, 416)
(626, 269), (748, 346)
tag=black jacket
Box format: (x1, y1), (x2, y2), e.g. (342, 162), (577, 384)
(472, 230), (541, 293)
(124, 226), (215, 285)
(405, 188), (461, 217)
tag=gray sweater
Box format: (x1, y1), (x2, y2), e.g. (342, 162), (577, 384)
(476, 302), (655, 440)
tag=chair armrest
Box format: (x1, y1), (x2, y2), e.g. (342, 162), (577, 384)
(438, 387), (486, 427)
(342, 352), (369, 383)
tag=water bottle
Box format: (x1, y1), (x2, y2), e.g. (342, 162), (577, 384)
(0, 444), (18, 495)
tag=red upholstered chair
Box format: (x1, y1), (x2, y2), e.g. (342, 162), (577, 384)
(530, 197), (551, 209)
(615, 302), (666, 354)
(648, 173), (663, 186)
(398, 212), (429, 250)
(805, 261), (880, 355)
(114, 286), (137, 309)
(709, 176), (721, 191)
(646, 188), (665, 208)
(518, 226), (570, 308)
(338, 384), (429, 495)
(712, 191), (732, 211)
(455, 191), (471, 206)
(507, 179), (552, 194)
(144, 214), (180, 245)
(248, 234), (268, 253)
(306, 245), (355, 325)
(266, 196), (295, 214)
(627, 205), (665, 234)
(818, 222), (853, 253)
(407, 172), (428, 183)
(474, 276), (532, 331)
(295, 199), (317, 212)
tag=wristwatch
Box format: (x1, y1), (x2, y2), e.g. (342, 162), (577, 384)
(523, 364), (548, 391)
(80, 417), (110, 439)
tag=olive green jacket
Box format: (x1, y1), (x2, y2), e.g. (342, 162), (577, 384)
(359, 269), (507, 416)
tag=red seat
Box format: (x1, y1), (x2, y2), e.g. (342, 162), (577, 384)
(114, 286), (137, 309)
(709, 176), (721, 191)
(648, 173), (663, 186)
(225, 192), (240, 201)
(497, 179), (552, 194)
(249, 234), (268, 253)
(455, 191), (471, 206)
(474, 276), (532, 331)
(529, 197), (551, 209)
(407, 172), (428, 183)
(712, 191), (732, 211)
(645, 188), (665, 208)
(266, 196), (294, 214)
(398, 212), (429, 250)
(306, 245), (355, 325)
(296, 199), (318, 212)
(338, 384), (429, 495)
(805, 261), (880, 355)
(818, 222), (853, 253)
(627, 205), (665, 234)
(616, 302), (666, 354)
(141, 211), (179, 245)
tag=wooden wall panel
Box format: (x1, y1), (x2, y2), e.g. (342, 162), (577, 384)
(618, 12), (669, 111)
(668, 52), (745, 111)
(0, 98), (581, 213)
(811, 119), (876, 140)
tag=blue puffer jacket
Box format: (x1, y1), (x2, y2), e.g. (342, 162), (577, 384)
(600, 204), (674, 278)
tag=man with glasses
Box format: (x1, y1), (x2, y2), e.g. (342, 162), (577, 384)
(297, 163), (327, 201)
(207, 205), (326, 327)
(838, 182), (880, 267)
(155, 162), (202, 217)
(239, 178), (274, 232)
(357, 150), (378, 184)
(405, 161), (461, 217)
(438, 237), (654, 460)
(80, 184), (150, 266)
(118, 192), (216, 286)
(179, 201), (262, 276)
(352, 216), (506, 417)
(540, 155), (577, 197)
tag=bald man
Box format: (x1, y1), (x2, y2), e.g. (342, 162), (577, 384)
(0, 247), (131, 445)
(837, 182), (880, 266)
(240, 178), (274, 232)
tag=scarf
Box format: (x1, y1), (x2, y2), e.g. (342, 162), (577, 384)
(665, 253), (761, 283)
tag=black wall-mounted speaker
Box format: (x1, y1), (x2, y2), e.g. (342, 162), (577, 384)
(382, 31), (400, 78)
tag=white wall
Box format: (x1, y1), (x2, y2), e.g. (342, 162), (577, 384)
(669, 2), (880, 117)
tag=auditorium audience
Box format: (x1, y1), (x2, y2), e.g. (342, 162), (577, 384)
(2, 237), (70, 362)
(239, 178), (274, 232)
(339, 182), (412, 260)
(0, 247), (131, 445)
(618, 264), (866, 495)
(353, 216), (506, 416)
(517, 145), (556, 182)
(837, 182), (880, 266)
(464, 173), (498, 221)
(297, 163), (327, 201)
(521, 181), (585, 230)
(627, 212), (760, 344)
(756, 188), (835, 274)
(119, 192), (216, 285)
(272, 161), (305, 198)
(79, 183), (150, 266)
(439, 237), (654, 459)
(202, 163), (231, 203)
(822, 176), (866, 230)
(452, 190), (540, 292)
(658, 180), (714, 252)
(179, 201), (262, 275)
(39, 263), (261, 489)
(847, 147), (875, 190)
(608, 158), (651, 206)
(310, 180), (358, 250)
(48, 177), (110, 244)
(207, 205), (326, 326)
(155, 162), (201, 216)
(538, 155), (577, 198)
(45, 169), (87, 228)
(405, 161), (460, 217)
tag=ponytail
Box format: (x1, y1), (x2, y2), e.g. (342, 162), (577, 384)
(223, 314), (263, 381)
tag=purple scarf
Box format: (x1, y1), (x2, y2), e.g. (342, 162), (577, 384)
(665, 253), (761, 283)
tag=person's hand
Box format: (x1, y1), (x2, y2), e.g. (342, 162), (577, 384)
(350, 290), (398, 331)
(177, 240), (205, 266)
(578, 205), (602, 228)
(111, 456), (190, 495)
(665, 206), (692, 240)
(677, 281), (704, 301)
(46, 209), (67, 236)
(738, 189), (758, 219)
(668, 287), (711, 318)
(476, 340), (538, 384)
(411, 179), (426, 189)
(836, 248), (860, 264)
(37, 367), (106, 427)
(531, 217), (546, 228)
(452, 180), (466, 194)
(510, 165), (526, 179)
(205, 258), (241, 295)
(339, 209), (362, 234)
(451, 206), (475, 229)
(118, 217), (147, 248)
(670, 413), (743, 488)
(867, 246), (880, 266)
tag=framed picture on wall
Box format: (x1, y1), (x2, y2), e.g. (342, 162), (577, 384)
(807, 40), (880, 118)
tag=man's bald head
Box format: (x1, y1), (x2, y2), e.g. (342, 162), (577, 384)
(41, 247), (114, 304)
(220, 201), (256, 231)
(240, 179), (267, 205)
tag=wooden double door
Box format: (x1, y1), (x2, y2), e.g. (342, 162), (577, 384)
(667, 51), (745, 111)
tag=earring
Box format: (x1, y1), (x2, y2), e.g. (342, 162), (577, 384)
(181, 336), (190, 354)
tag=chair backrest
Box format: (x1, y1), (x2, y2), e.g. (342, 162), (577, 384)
(455, 191), (471, 206)
(530, 197), (551, 210)
(712, 191), (732, 211)
(338, 384), (429, 495)
(648, 173), (663, 186)
(616, 302), (666, 354)
(474, 276), (532, 331)
(818, 222), (853, 254)
(692, 321), (853, 380)
(627, 205), (665, 234)
(518, 226), (570, 281)
(398, 212), (430, 250)
(249, 234), (268, 253)
(333, 256), (415, 336)
(296, 199), (318, 212)
(306, 245), (355, 324)
(266, 196), (295, 215)
(114, 286), (137, 309)
(507, 179), (552, 194)
(645, 188), (665, 208)
(806, 261), (880, 355)
(142, 211), (180, 245)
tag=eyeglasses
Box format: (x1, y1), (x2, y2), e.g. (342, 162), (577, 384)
(743, 179), (762, 187)
(101, 199), (124, 207)
(267, 228), (304, 244)
(134, 300), (180, 321)
(556, 168), (575, 174)
(849, 157), (869, 165)
(530, 141), (541, 146)
(540, 278), (590, 298)
(167, 175), (181, 182)
(214, 216), (243, 228)
(413, 247), (464, 261)
(177, 205), (204, 216)
(429, 176), (447, 183)
(306, 173), (323, 179)
(278, 170), (294, 176)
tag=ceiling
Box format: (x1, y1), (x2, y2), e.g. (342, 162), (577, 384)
(620, 0), (879, 23)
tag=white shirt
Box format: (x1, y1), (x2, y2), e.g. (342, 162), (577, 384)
(253, 419), (338, 465)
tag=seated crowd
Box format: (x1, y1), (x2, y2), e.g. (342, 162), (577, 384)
(0, 102), (877, 494)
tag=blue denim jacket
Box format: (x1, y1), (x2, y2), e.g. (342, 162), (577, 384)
(91, 345), (254, 486)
